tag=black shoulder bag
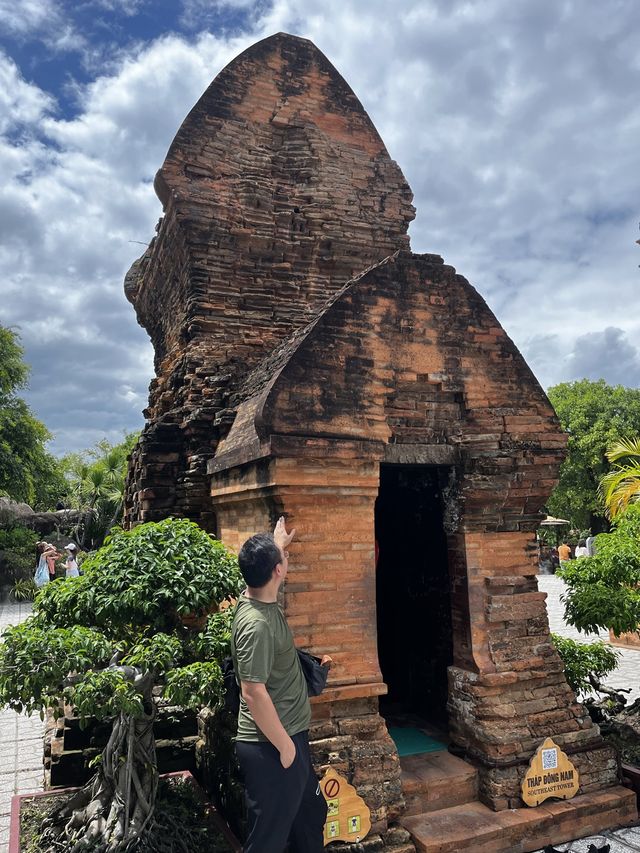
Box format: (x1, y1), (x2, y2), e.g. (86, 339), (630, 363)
(222, 649), (329, 716)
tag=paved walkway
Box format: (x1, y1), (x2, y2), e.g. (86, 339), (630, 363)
(0, 579), (639, 850)
(0, 599), (45, 850)
(539, 572), (640, 702)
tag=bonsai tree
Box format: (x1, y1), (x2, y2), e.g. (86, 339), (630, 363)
(0, 517), (242, 852)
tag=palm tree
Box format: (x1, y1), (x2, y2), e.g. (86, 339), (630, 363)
(599, 437), (640, 519)
(62, 434), (138, 548)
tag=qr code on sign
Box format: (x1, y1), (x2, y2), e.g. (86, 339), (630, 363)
(542, 748), (558, 770)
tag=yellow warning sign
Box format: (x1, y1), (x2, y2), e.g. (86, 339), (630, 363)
(521, 737), (579, 807)
(321, 768), (371, 846)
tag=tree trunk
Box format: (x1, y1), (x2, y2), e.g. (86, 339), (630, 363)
(40, 703), (157, 852)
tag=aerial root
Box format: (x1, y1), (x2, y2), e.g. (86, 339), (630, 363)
(39, 706), (157, 853)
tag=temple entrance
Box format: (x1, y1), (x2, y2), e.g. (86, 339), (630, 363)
(375, 464), (453, 730)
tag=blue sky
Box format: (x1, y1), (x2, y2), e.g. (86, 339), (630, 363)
(1, 0), (639, 456)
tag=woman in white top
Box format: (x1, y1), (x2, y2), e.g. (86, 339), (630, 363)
(574, 539), (589, 559)
(64, 543), (80, 577)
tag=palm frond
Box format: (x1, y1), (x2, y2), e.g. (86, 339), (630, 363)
(600, 465), (640, 519)
(606, 437), (640, 465)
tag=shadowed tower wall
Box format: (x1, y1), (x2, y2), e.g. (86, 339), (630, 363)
(123, 32), (415, 527)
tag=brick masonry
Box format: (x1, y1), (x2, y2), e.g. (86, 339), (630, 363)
(124, 31), (625, 850)
(123, 31), (414, 530)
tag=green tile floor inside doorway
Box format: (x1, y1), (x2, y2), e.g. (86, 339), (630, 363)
(388, 726), (447, 757)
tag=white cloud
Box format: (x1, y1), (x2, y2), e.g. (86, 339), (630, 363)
(1, 0), (639, 455)
(0, 0), (57, 35)
(0, 52), (55, 131)
(89, 0), (146, 14)
(0, 0), (86, 53)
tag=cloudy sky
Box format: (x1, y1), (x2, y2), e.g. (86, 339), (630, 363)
(1, 0), (638, 455)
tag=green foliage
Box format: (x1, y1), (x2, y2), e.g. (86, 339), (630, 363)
(192, 608), (235, 661)
(0, 518), (242, 723)
(122, 634), (182, 674)
(164, 661), (224, 709)
(599, 436), (640, 519)
(60, 432), (139, 548)
(551, 634), (619, 695)
(34, 519), (242, 633)
(547, 380), (640, 529)
(559, 504), (640, 635)
(70, 669), (145, 721)
(0, 326), (65, 509)
(0, 525), (39, 553)
(0, 325), (28, 395)
(11, 578), (38, 601)
(0, 526), (39, 585)
(0, 625), (113, 715)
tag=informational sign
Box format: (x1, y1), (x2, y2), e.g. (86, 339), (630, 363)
(521, 737), (579, 807)
(320, 767), (371, 846)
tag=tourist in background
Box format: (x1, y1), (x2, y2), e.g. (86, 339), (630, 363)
(64, 543), (80, 578)
(34, 542), (51, 587)
(574, 539), (589, 558)
(558, 542), (572, 564)
(45, 543), (62, 579)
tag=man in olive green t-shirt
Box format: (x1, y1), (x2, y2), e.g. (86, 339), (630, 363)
(231, 518), (327, 852)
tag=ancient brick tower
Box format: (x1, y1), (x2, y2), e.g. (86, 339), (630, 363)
(125, 33), (635, 852)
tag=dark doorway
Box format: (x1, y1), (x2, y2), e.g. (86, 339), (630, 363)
(375, 464), (453, 729)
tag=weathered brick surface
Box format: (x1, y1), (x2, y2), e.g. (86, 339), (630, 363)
(123, 32), (413, 529)
(123, 31), (623, 848)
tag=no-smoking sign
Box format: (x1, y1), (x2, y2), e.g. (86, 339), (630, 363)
(324, 778), (340, 799)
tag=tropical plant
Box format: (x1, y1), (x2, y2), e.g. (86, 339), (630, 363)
(546, 380), (640, 530)
(61, 433), (139, 549)
(0, 518), (242, 852)
(599, 436), (640, 520)
(10, 577), (38, 601)
(559, 504), (640, 636)
(0, 525), (39, 588)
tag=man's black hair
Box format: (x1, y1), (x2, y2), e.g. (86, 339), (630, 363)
(238, 532), (282, 588)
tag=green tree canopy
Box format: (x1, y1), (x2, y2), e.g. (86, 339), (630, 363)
(546, 379), (640, 530)
(0, 325), (65, 508)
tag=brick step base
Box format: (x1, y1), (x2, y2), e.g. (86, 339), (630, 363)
(400, 751), (478, 815)
(401, 786), (637, 853)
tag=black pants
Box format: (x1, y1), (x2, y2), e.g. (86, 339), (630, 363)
(236, 730), (327, 853)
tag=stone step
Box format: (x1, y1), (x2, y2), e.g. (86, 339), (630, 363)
(401, 786), (636, 853)
(400, 751), (478, 815)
